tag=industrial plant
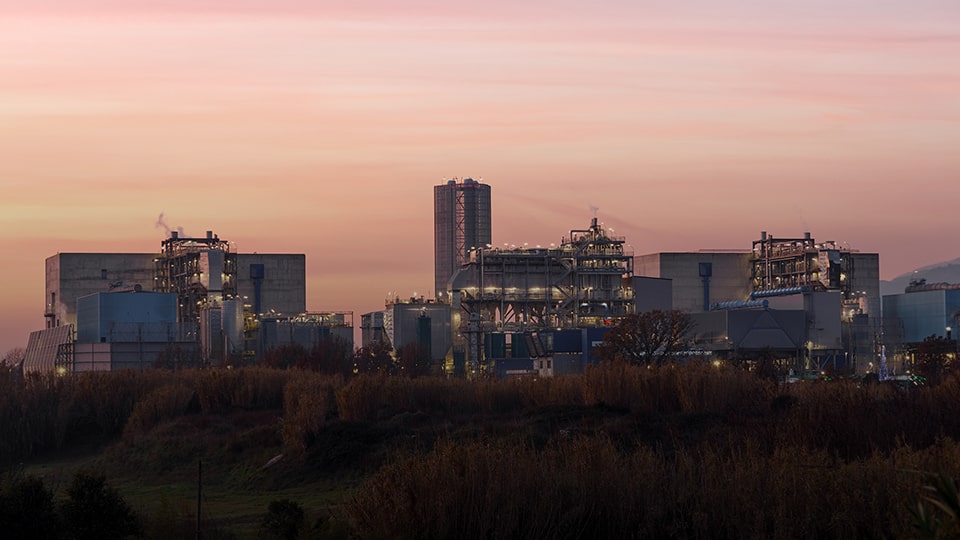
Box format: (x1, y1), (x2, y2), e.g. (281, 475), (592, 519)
(448, 216), (634, 376)
(24, 231), (351, 373)
(18, 177), (956, 382)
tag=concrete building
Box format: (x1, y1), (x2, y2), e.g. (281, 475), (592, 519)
(638, 231), (880, 374)
(696, 290), (844, 369)
(692, 308), (807, 359)
(44, 244), (305, 332)
(44, 252), (156, 329)
(632, 276), (673, 313)
(360, 311), (385, 346)
(258, 312), (354, 353)
(434, 178), (491, 301)
(752, 232), (880, 372)
(37, 231), (309, 370)
(635, 251), (754, 312)
(361, 298), (451, 367)
(883, 283), (960, 374)
(236, 254), (307, 317)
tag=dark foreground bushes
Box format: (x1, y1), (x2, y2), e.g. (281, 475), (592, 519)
(0, 471), (139, 540)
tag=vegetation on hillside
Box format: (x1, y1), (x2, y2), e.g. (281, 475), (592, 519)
(4, 332), (960, 537)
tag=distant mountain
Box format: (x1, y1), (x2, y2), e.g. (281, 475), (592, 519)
(880, 257), (960, 296)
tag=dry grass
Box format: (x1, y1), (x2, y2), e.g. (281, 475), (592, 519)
(346, 435), (960, 539)
(281, 372), (343, 458)
(8, 362), (960, 537)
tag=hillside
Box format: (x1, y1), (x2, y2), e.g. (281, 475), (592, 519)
(881, 256), (960, 296)
(6, 366), (960, 538)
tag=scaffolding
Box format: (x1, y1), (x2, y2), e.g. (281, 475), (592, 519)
(154, 231), (237, 324)
(752, 231), (840, 291)
(452, 218), (634, 375)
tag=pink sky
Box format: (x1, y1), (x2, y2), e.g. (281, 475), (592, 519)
(2, 1), (959, 353)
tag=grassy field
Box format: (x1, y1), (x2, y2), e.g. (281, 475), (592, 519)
(20, 407), (358, 538)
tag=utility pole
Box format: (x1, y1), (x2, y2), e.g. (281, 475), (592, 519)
(197, 457), (202, 540)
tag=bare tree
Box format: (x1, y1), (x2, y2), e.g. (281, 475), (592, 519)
(594, 310), (693, 366)
(1, 347), (25, 369)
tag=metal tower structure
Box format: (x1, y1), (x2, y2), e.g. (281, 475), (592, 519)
(451, 217), (634, 376)
(154, 230), (237, 324)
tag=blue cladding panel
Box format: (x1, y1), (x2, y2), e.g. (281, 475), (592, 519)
(493, 357), (535, 378)
(511, 333), (529, 358)
(552, 353), (584, 375)
(550, 330), (583, 353)
(486, 333), (506, 359)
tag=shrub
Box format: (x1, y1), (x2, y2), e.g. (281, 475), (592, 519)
(0, 472), (60, 539)
(259, 499), (305, 540)
(60, 472), (140, 540)
(281, 374), (341, 457)
(123, 383), (196, 440)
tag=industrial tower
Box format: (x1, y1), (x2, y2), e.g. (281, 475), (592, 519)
(434, 178), (491, 302)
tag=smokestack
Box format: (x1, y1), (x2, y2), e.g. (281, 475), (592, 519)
(171, 231), (178, 239)
(206, 230), (213, 239)
(761, 231), (767, 241)
(804, 232), (811, 240)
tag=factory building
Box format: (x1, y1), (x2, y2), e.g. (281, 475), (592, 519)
(634, 252), (753, 312)
(236, 254), (306, 318)
(500, 327), (612, 378)
(73, 290), (200, 372)
(637, 231), (881, 374)
(258, 312), (353, 355)
(883, 281), (960, 373)
(45, 241), (305, 333)
(632, 276), (673, 313)
(45, 252), (156, 329)
(26, 290), (200, 373)
(449, 217), (634, 376)
(361, 297), (451, 370)
(434, 178), (491, 302)
(752, 232), (881, 320)
(30, 231), (312, 372)
(752, 232), (880, 372)
(691, 288), (844, 372)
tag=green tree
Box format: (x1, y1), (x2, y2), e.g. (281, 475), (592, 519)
(60, 472), (140, 540)
(594, 310), (694, 366)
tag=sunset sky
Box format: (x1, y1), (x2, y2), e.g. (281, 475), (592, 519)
(2, 1), (959, 353)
